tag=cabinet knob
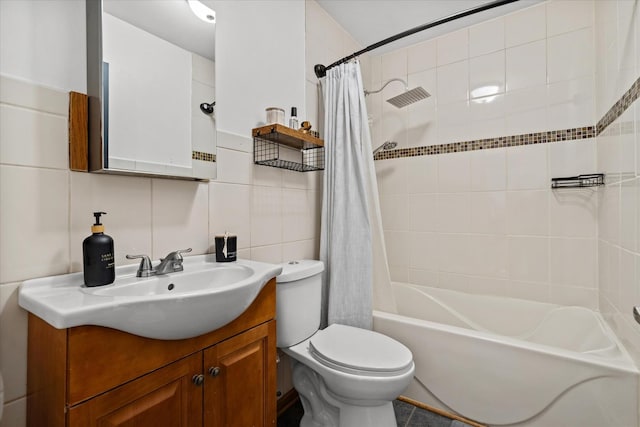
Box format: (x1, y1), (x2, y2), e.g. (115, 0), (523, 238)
(192, 374), (205, 386)
(208, 366), (221, 377)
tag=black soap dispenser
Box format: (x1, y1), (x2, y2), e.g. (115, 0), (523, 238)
(83, 212), (115, 287)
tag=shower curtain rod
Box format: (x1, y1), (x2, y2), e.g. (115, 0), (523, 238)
(314, 0), (520, 78)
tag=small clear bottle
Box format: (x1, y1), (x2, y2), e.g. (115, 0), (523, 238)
(289, 107), (299, 129)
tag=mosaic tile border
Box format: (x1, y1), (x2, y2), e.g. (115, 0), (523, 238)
(374, 76), (640, 161)
(597, 77), (640, 135)
(373, 127), (595, 160)
(192, 150), (216, 163)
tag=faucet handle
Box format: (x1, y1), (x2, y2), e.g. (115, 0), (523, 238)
(125, 254), (154, 277)
(168, 248), (192, 261)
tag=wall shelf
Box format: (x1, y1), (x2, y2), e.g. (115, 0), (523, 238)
(551, 174), (605, 189)
(252, 124), (324, 172)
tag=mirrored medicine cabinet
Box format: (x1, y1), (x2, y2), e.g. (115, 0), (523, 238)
(85, 0), (217, 181)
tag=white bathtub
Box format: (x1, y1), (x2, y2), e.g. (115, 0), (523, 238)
(373, 282), (639, 427)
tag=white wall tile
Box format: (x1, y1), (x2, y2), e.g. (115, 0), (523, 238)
(470, 147), (507, 191)
(282, 189), (317, 242)
(437, 193), (471, 233)
(0, 165), (69, 283)
(251, 186), (282, 247)
(216, 148), (252, 185)
(467, 234), (508, 278)
(407, 103), (438, 147)
(437, 29), (468, 66)
(376, 158), (408, 195)
(250, 244), (282, 264)
(549, 238), (596, 287)
(151, 180), (209, 258)
(209, 183), (251, 250)
(381, 194), (410, 231)
(408, 194), (437, 232)
(506, 102), (548, 134)
(547, 0), (593, 37)
(549, 189), (597, 238)
(549, 139), (596, 179)
(437, 101), (472, 144)
(468, 276), (508, 296)
(0, 75), (68, 116)
(505, 3), (546, 48)
(282, 239), (317, 262)
(506, 190), (549, 236)
(549, 285), (598, 309)
(253, 163), (283, 187)
(0, 283), (27, 402)
(438, 152), (471, 193)
(438, 272), (470, 293)
(70, 172), (152, 271)
(407, 268), (438, 287)
(437, 233), (472, 274)
(620, 179), (638, 252)
(385, 231), (410, 269)
(470, 192), (507, 235)
(508, 236), (549, 282)
(407, 155), (438, 194)
(546, 78), (595, 129)
(408, 232), (439, 271)
(469, 17), (505, 57)
(469, 51), (505, 99)
(507, 143), (548, 190)
(436, 61), (469, 105)
(547, 28), (594, 84)
(0, 105), (68, 169)
(506, 40), (546, 92)
(506, 280), (550, 303)
(381, 95), (408, 148)
(407, 39), (436, 74)
(381, 48), (407, 82)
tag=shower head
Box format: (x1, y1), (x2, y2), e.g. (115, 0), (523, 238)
(386, 87), (431, 108)
(364, 78), (431, 109)
(373, 141), (398, 155)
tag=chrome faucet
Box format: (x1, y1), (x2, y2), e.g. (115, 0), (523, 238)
(126, 248), (192, 277)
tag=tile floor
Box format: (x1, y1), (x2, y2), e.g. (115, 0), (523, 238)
(277, 398), (473, 427)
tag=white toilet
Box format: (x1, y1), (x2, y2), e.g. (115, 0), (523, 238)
(276, 260), (414, 427)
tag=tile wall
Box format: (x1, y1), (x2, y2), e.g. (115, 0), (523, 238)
(0, 2), (315, 425)
(373, 1), (602, 308)
(595, 0), (640, 364)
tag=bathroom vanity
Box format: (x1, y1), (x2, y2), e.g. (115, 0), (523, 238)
(24, 276), (277, 427)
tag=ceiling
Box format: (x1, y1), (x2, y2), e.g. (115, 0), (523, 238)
(316, 0), (542, 56)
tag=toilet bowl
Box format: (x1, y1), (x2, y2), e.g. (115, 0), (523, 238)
(276, 260), (414, 427)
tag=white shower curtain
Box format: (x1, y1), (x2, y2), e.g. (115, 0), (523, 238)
(319, 61), (396, 330)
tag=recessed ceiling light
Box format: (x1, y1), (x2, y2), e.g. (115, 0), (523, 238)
(187, 0), (216, 24)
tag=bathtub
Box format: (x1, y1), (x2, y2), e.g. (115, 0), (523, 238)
(373, 282), (639, 427)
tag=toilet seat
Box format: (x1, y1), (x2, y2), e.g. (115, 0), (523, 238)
(309, 324), (413, 377)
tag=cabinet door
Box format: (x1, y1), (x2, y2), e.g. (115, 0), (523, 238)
(68, 353), (203, 427)
(204, 321), (276, 427)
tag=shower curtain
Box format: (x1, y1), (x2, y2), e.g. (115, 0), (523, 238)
(319, 61), (396, 330)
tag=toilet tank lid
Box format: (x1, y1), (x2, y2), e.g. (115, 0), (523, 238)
(277, 260), (324, 283)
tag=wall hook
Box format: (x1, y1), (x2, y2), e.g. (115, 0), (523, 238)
(200, 101), (215, 115)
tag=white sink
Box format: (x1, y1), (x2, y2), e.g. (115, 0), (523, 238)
(19, 256), (282, 340)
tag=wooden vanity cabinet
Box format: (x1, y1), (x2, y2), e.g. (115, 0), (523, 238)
(27, 279), (277, 427)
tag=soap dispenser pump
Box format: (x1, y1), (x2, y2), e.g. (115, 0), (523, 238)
(83, 211), (115, 287)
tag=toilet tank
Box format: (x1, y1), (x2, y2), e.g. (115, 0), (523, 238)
(276, 260), (324, 347)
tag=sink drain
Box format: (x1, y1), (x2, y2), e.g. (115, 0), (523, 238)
(168, 284), (175, 291)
